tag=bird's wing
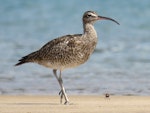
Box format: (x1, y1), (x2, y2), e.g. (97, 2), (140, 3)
(38, 34), (83, 60)
(41, 34), (82, 49)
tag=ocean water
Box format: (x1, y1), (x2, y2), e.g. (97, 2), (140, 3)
(0, 0), (150, 95)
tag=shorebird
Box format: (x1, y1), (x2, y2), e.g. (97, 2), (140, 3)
(15, 11), (119, 104)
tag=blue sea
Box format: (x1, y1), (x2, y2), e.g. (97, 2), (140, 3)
(0, 0), (150, 95)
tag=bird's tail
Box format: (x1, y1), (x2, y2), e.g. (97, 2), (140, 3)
(15, 51), (39, 66)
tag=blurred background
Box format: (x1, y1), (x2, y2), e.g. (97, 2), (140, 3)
(0, 0), (150, 95)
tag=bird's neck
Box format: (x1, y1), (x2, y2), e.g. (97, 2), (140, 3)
(83, 23), (97, 39)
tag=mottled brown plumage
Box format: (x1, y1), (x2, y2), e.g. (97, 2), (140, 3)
(15, 11), (119, 104)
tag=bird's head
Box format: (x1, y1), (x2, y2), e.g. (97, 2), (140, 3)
(83, 11), (119, 25)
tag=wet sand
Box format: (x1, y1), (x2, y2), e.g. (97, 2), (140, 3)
(0, 95), (150, 113)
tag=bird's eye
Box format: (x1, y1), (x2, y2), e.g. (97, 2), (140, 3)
(87, 14), (92, 17)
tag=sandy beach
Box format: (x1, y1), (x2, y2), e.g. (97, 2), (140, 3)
(0, 95), (149, 113)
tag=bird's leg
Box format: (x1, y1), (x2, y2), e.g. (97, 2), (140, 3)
(58, 72), (65, 104)
(59, 89), (67, 98)
(53, 70), (63, 99)
(53, 69), (69, 104)
(53, 69), (63, 103)
(58, 70), (69, 104)
(57, 74), (67, 102)
(58, 78), (64, 102)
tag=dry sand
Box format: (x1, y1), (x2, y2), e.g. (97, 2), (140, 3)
(0, 95), (150, 113)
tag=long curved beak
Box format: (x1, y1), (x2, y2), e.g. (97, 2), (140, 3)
(98, 16), (120, 25)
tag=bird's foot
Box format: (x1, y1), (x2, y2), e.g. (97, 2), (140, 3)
(59, 90), (69, 105)
(64, 100), (70, 105)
